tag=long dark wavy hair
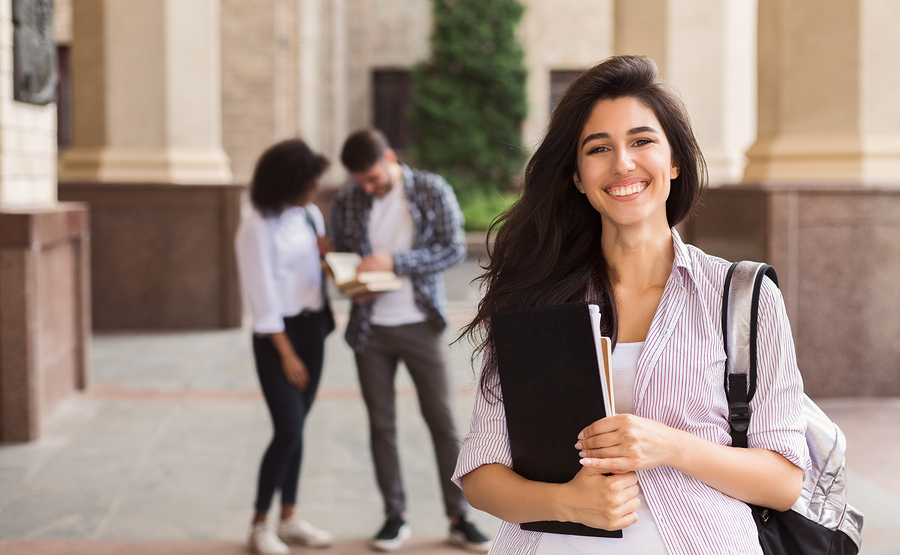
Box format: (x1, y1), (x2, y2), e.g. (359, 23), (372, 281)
(462, 55), (707, 396)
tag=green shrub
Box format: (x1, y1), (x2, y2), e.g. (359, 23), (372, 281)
(458, 188), (520, 232)
(411, 0), (528, 198)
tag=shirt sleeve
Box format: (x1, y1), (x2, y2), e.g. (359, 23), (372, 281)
(746, 276), (810, 471)
(306, 204), (326, 237)
(452, 361), (514, 489)
(234, 216), (285, 335)
(393, 175), (467, 276)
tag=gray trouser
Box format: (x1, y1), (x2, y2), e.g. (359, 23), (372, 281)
(354, 322), (468, 520)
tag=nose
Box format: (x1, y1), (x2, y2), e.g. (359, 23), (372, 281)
(612, 148), (636, 175)
(361, 179), (378, 195)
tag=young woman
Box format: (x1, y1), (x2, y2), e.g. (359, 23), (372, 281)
(235, 139), (335, 555)
(454, 56), (809, 554)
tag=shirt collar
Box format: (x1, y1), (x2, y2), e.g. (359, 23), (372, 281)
(399, 164), (414, 197)
(670, 227), (696, 287)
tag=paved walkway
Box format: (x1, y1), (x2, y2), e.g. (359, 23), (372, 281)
(1, 258), (898, 554)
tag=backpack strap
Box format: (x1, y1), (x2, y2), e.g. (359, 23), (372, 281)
(722, 261), (779, 448)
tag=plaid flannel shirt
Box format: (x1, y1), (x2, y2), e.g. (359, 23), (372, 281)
(330, 165), (467, 352)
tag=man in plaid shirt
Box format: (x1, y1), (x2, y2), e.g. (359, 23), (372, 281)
(331, 128), (490, 553)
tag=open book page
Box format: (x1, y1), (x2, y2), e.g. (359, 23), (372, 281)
(323, 252), (403, 295)
(323, 252), (361, 285)
(588, 304), (615, 417)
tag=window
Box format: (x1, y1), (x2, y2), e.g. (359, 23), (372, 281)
(549, 70), (583, 114)
(372, 70), (413, 151)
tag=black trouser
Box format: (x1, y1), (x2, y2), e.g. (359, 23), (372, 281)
(252, 310), (327, 513)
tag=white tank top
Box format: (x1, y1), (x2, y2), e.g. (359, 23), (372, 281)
(534, 341), (669, 555)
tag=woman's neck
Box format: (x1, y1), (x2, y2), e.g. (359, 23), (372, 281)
(603, 223), (674, 291)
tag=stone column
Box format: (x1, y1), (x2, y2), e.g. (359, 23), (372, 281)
(688, 0), (900, 397)
(744, 0), (900, 184)
(615, 0), (757, 185)
(58, 0), (242, 330)
(59, 0), (231, 183)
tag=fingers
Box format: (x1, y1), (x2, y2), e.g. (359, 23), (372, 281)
(568, 468), (641, 530)
(286, 371), (308, 391)
(316, 237), (334, 255)
(579, 457), (631, 473)
(579, 413), (632, 442)
(283, 359), (310, 391)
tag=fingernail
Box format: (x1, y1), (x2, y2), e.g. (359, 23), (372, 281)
(577, 431), (585, 440)
(579, 451), (587, 458)
(574, 442), (583, 450)
(579, 458), (591, 466)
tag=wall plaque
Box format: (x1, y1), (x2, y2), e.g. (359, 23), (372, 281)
(13, 0), (57, 105)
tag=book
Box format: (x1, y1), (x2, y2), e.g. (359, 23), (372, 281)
(322, 252), (403, 296)
(490, 302), (620, 538)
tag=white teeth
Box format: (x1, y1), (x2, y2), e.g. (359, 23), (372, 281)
(607, 183), (646, 197)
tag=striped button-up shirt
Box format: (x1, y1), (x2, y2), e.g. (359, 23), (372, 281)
(330, 164), (467, 352)
(453, 230), (809, 555)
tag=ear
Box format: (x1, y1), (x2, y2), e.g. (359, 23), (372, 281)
(573, 171), (585, 194)
(670, 164), (680, 180)
(383, 148), (398, 164)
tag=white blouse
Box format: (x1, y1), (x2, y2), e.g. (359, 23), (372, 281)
(234, 204), (325, 334)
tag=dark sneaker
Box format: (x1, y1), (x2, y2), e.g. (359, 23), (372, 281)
(371, 517), (411, 552)
(448, 517), (491, 552)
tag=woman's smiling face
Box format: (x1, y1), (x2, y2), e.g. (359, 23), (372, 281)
(574, 96), (679, 231)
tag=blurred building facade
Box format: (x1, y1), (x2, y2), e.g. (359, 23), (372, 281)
(1, 0), (899, 441)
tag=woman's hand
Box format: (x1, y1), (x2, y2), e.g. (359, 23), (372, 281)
(280, 352), (310, 390)
(559, 465), (641, 530)
(575, 414), (676, 473)
(460, 463), (640, 531)
(316, 236), (334, 256)
(268, 331), (309, 391)
(576, 414), (804, 510)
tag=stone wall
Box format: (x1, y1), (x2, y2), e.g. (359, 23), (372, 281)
(686, 185), (900, 397)
(0, 1), (58, 208)
(0, 205), (90, 442)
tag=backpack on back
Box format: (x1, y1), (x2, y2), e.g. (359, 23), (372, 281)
(722, 261), (864, 555)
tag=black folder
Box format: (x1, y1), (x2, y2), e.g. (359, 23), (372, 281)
(490, 302), (621, 538)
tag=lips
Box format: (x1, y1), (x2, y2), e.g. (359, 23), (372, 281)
(604, 178), (649, 198)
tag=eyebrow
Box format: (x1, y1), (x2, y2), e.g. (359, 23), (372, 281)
(580, 126), (660, 148)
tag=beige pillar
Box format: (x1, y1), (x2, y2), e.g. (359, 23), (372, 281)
(615, 0), (757, 185)
(744, 0), (900, 185)
(688, 0), (900, 397)
(57, 0), (241, 332)
(60, 0), (232, 184)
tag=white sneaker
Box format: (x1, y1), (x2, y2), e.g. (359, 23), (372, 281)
(249, 523), (290, 555)
(278, 515), (334, 548)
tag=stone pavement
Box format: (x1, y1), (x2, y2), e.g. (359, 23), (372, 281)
(1, 257), (898, 554)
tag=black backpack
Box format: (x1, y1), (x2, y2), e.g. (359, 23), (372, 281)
(722, 261), (864, 554)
